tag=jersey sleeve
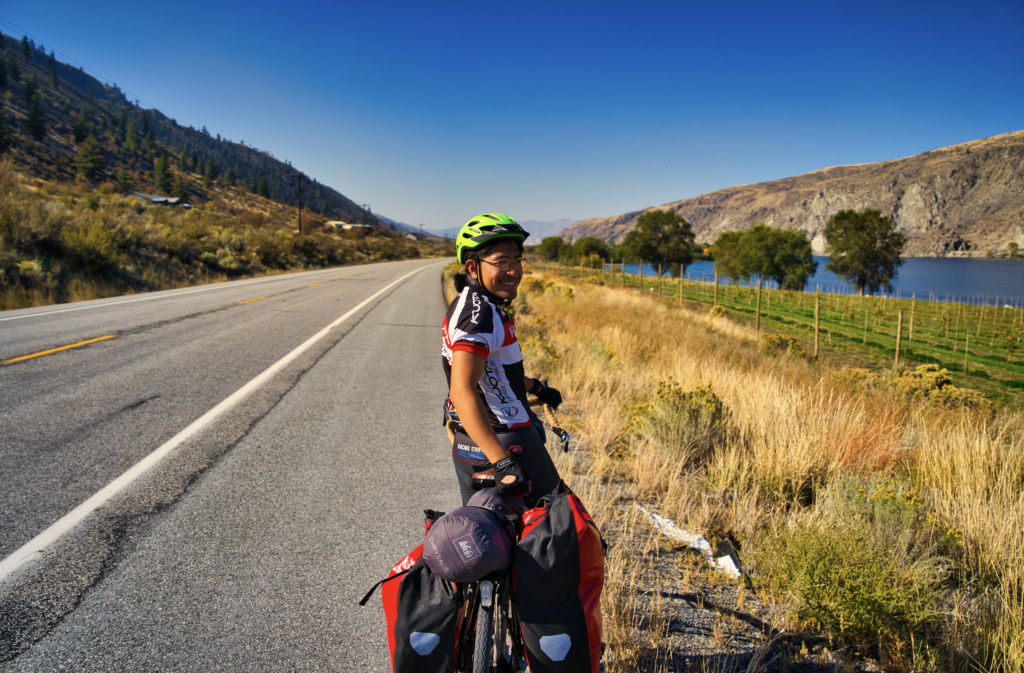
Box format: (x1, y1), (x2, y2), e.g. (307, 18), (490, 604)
(447, 289), (503, 359)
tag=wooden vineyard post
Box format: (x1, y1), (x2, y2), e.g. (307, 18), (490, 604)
(964, 330), (970, 375)
(714, 270), (719, 306)
(658, 263), (662, 297)
(755, 278), (763, 333)
(909, 295), (915, 342)
(621, 261), (626, 289)
(680, 274), (684, 305)
(639, 260), (644, 293)
(895, 309), (903, 367)
(814, 293), (820, 360)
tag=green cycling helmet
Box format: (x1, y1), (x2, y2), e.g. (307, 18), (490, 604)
(456, 213), (531, 264)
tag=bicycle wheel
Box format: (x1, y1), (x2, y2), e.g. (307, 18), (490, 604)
(472, 600), (494, 673)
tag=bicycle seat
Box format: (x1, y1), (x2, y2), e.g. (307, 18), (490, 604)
(471, 468), (495, 481)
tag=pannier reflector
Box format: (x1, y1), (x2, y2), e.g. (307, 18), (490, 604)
(410, 632), (440, 656)
(539, 634), (571, 661)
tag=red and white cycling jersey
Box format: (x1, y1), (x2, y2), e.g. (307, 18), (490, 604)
(442, 285), (531, 430)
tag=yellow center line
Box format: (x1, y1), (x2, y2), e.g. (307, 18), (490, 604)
(237, 296), (266, 305)
(3, 335), (118, 365)
(308, 283), (322, 287)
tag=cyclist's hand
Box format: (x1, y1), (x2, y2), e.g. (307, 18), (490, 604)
(534, 380), (563, 410)
(493, 456), (532, 498)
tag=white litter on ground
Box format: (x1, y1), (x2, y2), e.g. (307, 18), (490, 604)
(637, 506), (742, 579)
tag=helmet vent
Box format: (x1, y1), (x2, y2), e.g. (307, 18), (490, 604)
(483, 214), (501, 221)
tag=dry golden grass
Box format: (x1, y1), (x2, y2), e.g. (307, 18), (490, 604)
(511, 271), (1024, 672)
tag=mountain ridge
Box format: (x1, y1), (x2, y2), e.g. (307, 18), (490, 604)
(561, 131), (1024, 257)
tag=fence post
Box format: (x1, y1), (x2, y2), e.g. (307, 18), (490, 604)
(756, 278), (763, 333)
(814, 293), (820, 360)
(714, 270), (719, 306)
(639, 260), (644, 293)
(680, 274), (684, 305)
(909, 295), (915, 342)
(964, 330), (969, 375)
(658, 263), (662, 297)
(621, 261), (625, 289)
(895, 309), (903, 367)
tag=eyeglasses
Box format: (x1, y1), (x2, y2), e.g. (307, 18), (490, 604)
(478, 257), (524, 273)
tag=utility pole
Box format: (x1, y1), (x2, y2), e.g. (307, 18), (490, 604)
(296, 172), (303, 235)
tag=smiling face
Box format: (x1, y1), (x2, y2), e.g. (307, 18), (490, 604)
(466, 240), (524, 302)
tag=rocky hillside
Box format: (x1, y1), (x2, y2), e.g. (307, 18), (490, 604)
(562, 131), (1024, 257)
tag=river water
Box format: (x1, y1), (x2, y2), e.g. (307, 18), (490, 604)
(612, 257), (1024, 307)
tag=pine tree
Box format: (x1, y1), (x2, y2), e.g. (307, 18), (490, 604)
(256, 176), (269, 198)
(48, 50), (58, 90)
(141, 129), (154, 155)
(0, 107), (11, 154)
(75, 135), (106, 181)
(154, 155), (171, 193)
(202, 160), (213, 189)
(73, 109), (92, 143)
(0, 58), (6, 89)
(21, 72), (36, 102)
(172, 175), (187, 200)
(116, 166), (130, 193)
(25, 91), (46, 141)
(20, 35), (31, 59)
(8, 55), (20, 82)
(225, 168), (236, 186)
(124, 119), (137, 153)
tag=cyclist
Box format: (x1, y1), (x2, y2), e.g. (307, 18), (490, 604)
(442, 213), (563, 508)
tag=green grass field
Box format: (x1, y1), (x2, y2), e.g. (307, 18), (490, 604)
(535, 260), (1024, 406)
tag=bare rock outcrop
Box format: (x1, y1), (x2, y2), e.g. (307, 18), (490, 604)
(562, 131), (1024, 257)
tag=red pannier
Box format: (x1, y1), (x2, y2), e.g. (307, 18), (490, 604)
(360, 511), (463, 673)
(513, 483), (605, 673)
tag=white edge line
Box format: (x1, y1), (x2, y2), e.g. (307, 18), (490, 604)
(0, 263), (369, 323)
(0, 264), (430, 583)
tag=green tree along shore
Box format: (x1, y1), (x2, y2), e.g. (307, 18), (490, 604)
(712, 224), (817, 290)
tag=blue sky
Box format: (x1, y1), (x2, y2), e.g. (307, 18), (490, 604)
(3, 2), (1022, 230)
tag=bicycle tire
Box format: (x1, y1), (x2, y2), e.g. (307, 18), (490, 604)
(472, 599), (495, 673)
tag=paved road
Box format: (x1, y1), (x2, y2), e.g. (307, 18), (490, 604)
(0, 259), (459, 670)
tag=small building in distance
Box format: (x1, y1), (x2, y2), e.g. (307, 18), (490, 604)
(128, 192), (191, 209)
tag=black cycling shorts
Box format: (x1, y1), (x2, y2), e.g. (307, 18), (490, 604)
(451, 424), (561, 510)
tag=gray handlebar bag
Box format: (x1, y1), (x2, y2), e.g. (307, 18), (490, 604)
(423, 506), (514, 582)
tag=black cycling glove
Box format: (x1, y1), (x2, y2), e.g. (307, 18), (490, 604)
(493, 456), (532, 499)
(532, 380), (563, 410)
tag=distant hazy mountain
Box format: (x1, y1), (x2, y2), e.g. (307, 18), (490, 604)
(374, 214), (434, 235)
(519, 220), (577, 245)
(425, 219), (577, 246)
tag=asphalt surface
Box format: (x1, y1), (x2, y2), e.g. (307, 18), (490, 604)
(0, 259), (459, 670)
